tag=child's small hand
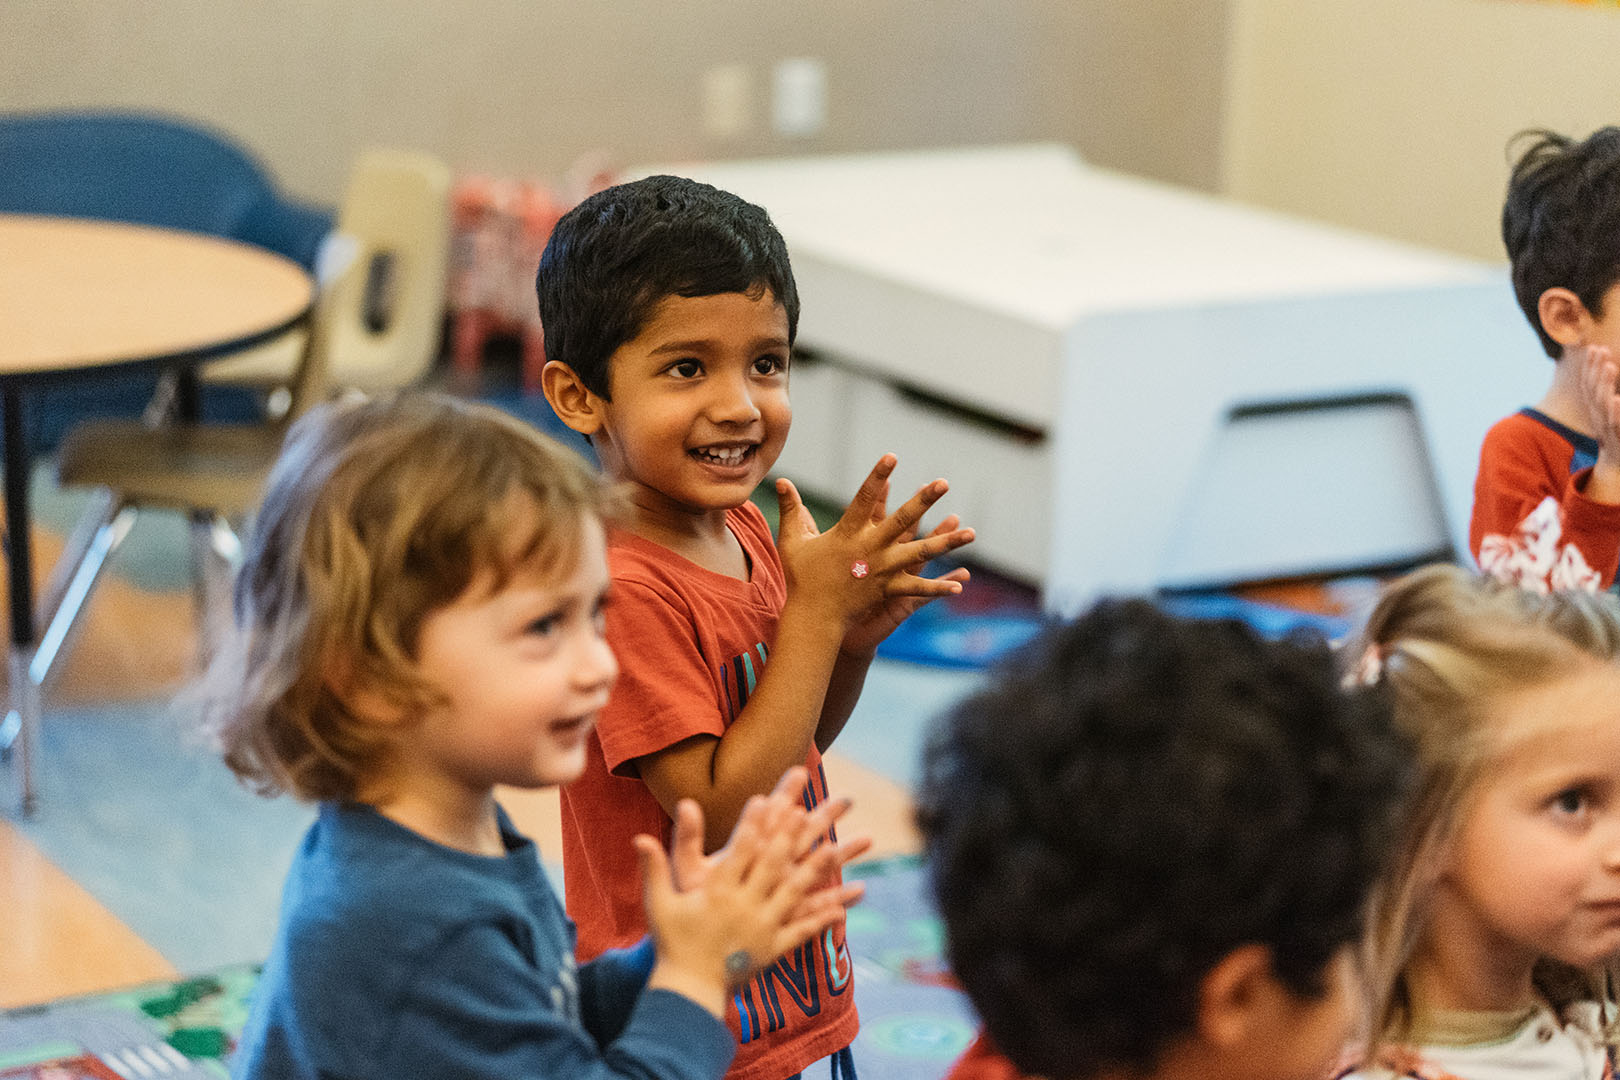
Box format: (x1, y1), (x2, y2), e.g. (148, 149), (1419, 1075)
(1578, 344), (1620, 504)
(667, 766), (871, 898)
(775, 454), (975, 637)
(843, 512), (972, 658)
(635, 770), (866, 1017)
(1580, 344), (1620, 452)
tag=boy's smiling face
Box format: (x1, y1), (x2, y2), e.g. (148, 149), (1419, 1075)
(591, 289), (792, 525)
(404, 514), (618, 795)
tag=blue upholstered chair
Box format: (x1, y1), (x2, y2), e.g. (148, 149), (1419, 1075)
(0, 109), (331, 269)
(0, 109), (335, 447)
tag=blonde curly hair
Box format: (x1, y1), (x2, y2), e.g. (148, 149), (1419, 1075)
(198, 391), (613, 802)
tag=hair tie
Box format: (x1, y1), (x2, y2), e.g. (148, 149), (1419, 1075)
(1347, 643), (1386, 688)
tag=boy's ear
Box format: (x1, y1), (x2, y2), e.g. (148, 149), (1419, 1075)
(1538, 287), (1590, 349)
(323, 651), (405, 729)
(1194, 943), (1275, 1049)
(542, 360), (606, 437)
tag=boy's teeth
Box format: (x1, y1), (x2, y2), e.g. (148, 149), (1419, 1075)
(696, 446), (748, 465)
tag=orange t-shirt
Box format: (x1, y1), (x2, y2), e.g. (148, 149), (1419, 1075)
(560, 502), (858, 1080)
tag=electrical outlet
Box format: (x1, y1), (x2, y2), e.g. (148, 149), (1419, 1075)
(701, 63), (752, 141)
(772, 57), (826, 138)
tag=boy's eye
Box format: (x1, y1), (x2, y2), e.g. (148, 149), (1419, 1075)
(1551, 788), (1590, 818)
(526, 613), (562, 637)
(669, 359), (702, 379)
(754, 355), (787, 376)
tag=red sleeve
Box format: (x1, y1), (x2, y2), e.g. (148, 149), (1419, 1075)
(595, 579), (725, 776)
(1471, 416), (1620, 590)
(944, 1033), (1027, 1080)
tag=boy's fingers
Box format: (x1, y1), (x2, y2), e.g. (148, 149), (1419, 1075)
(634, 834), (674, 909)
(668, 799), (707, 889)
(887, 529), (976, 571)
(841, 455), (898, 527)
(775, 478), (811, 534)
(797, 796), (853, 857)
(876, 480), (949, 544)
(885, 573), (968, 600)
(743, 817), (804, 899)
(830, 836), (874, 871)
(869, 478), (891, 526)
(770, 912), (840, 961)
(919, 527), (977, 557)
(770, 764), (809, 801)
(783, 882), (866, 931)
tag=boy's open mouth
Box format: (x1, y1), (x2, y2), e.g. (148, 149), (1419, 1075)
(691, 445), (755, 467)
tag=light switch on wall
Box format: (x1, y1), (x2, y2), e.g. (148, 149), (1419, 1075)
(772, 57), (826, 138)
(701, 63), (752, 141)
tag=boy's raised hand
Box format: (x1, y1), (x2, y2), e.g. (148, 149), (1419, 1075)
(634, 766), (867, 1019)
(1579, 344), (1620, 504)
(775, 454), (975, 646)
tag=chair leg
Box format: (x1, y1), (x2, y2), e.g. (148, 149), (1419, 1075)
(31, 503), (137, 698)
(190, 513), (241, 667)
(37, 486), (121, 633)
(1, 647), (39, 815)
(2, 501), (136, 812)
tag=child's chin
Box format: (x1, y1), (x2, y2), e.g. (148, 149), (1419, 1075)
(548, 753), (589, 787)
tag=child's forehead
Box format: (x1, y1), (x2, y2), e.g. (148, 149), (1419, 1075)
(462, 497), (603, 579)
(638, 288), (788, 335)
(1481, 659), (1620, 759)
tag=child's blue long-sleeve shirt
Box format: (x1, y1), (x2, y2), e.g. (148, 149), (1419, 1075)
(232, 802), (734, 1080)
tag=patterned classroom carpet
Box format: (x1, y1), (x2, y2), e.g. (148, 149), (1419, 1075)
(0, 857), (978, 1080)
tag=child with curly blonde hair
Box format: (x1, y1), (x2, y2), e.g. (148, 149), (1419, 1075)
(203, 392), (866, 1080)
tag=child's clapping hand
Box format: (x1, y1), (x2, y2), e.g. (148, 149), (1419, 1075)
(775, 454), (975, 654)
(634, 766), (869, 1018)
(1578, 343), (1620, 504)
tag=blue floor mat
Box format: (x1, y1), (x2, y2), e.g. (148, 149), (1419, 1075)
(875, 564), (1046, 670)
(1158, 591), (1355, 639)
(877, 575), (1372, 669)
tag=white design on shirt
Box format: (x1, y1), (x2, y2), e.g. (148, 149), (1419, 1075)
(1479, 496), (1602, 593)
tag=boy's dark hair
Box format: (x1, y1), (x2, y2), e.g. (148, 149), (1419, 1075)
(915, 600), (1409, 1080)
(1502, 126), (1620, 358)
(535, 174), (800, 398)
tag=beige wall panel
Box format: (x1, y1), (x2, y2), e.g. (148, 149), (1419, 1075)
(1033, 0), (1229, 191)
(1223, 0), (1620, 259)
(1, 0), (1227, 203)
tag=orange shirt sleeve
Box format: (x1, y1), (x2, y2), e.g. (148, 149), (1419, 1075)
(595, 578), (727, 776)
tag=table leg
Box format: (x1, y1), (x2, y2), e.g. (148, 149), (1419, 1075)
(0, 385), (38, 814)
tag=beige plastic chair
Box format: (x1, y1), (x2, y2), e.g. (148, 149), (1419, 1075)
(207, 147), (453, 398)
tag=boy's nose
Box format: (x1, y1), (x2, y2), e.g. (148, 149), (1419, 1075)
(1604, 837), (1620, 873)
(575, 633), (619, 692)
(1601, 820), (1620, 872)
(707, 374), (761, 424)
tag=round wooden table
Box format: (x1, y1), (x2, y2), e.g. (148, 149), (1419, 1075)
(0, 213), (314, 812)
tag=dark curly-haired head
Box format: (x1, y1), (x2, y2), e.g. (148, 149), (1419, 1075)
(1502, 127), (1620, 358)
(915, 600), (1409, 1079)
(535, 173), (800, 398)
